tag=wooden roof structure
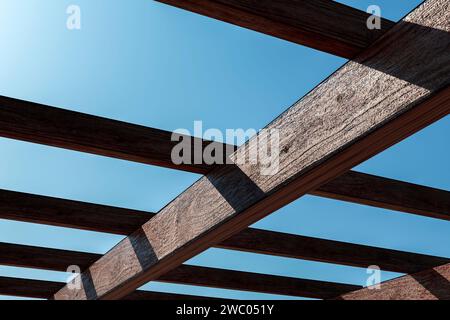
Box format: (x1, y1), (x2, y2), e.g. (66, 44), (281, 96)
(0, 0), (449, 300)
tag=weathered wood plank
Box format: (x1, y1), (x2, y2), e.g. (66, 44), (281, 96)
(0, 96), (230, 174)
(54, 0), (450, 300)
(2, 190), (449, 273)
(313, 171), (450, 221)
(0, 242), (358, 298)
(220, 229), (450, 274)
(155, 0), (395, 58)
(338, 263), (450, 300)
(0, 276), (213, 300)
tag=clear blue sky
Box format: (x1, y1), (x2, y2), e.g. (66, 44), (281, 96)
(1, 0), (448, 300)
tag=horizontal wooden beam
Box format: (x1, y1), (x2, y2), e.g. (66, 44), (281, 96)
(2, 189), (449, 274)
(0, 276), (214, 300)
(312, 171), (450, 221)
(158, 264), (359, 299)
(0, 95), (232, 174)
(0, 189), (152, 235)
(0, 242), (358, 298)
(220, 229), (450, 274)
(155, 0), (395, 58)
(53, 0), (450, 300)
(338, 263), (450, 300)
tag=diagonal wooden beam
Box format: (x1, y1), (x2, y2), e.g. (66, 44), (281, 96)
(0, 276), (215, 300)
(54, 0), (450, 300)
(2, 189), (449, 274)
(338, 263), (450, 300)
(155, 0), (395, 58)
(0, 242), (358, 298)
(0, 95), (232, 175)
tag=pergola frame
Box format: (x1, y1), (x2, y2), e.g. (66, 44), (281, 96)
(0, 0), (449, 300)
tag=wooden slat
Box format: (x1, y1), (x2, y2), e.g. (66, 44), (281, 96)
(220, 229), (450, 274)
(313, 171), (450, 221)
(0, 277), (214, 300)
(158, 264), (359, 299)
(54, 0), (450, 300)
(0, 242), (358, 298)
(2, 190), (449, 274)
(0, 189), (152, 235)
(338, 263), (450, 300)
(155, 0), (395, 58)
(0, 95), (231, 174)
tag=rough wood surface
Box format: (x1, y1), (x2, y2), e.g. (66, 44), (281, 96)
(156, 0), (394, 58)
(339, 263), (450, 300)
(0, 242), (358, 298)
(54, 0), (450, 300)
(0, 96), (231, 174)
(0, 276), (213, 300)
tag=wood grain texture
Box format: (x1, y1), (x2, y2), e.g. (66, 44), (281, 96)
(54, 0), (450, 300)
(339, 263), (450, 300)
(155, 0), (395, 58)
(0, 277), (213, 300)
(0, 242), (358, 298)
(2, 190), (449, 274)
(0, 95), (232, 174)
(313, 171), (450, 221)
(220, 229), (450, 274)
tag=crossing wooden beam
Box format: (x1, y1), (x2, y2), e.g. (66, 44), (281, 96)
(1, 189), (449, 274)
(0, 242), (359, 299)
(53, 0), (450, 300)
(0, 95), (231, 175)
(155, 0), (395, 58)
(313, 171), (450, 221)
(0, 276), (214, 300)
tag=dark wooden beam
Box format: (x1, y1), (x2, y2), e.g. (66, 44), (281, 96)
(2, 190), (449, 274)
(0, 276), (214, 300)
(313, 171), (450, 221)
(220, 229), (450, 274)
(0, 242), (358, 298)
(158, 264), (360, 299)
(0, 95), (231, 174)
(54, 0), (450, 299)
(155, 0), (395, 58)
(0, 189), (152, 235)
(338, 263), (450, 300)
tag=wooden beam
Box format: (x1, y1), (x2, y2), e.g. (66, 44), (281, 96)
(155, 0), (395, 58)
(0, 95), (231, 174)
(0, 276), (214, 300)
(0, 242), (358, 298)
(312, 171), (450, 221)
(158, 264), (359, 299)
(54, 0), (450, 299)
(2, 190), (449, 274)
(220, 229), (450, 274)
(0, 189), (152, 235)
(338, 263), (450, 300)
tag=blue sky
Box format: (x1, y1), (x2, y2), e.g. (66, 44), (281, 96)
(1, 0), (449, 300)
